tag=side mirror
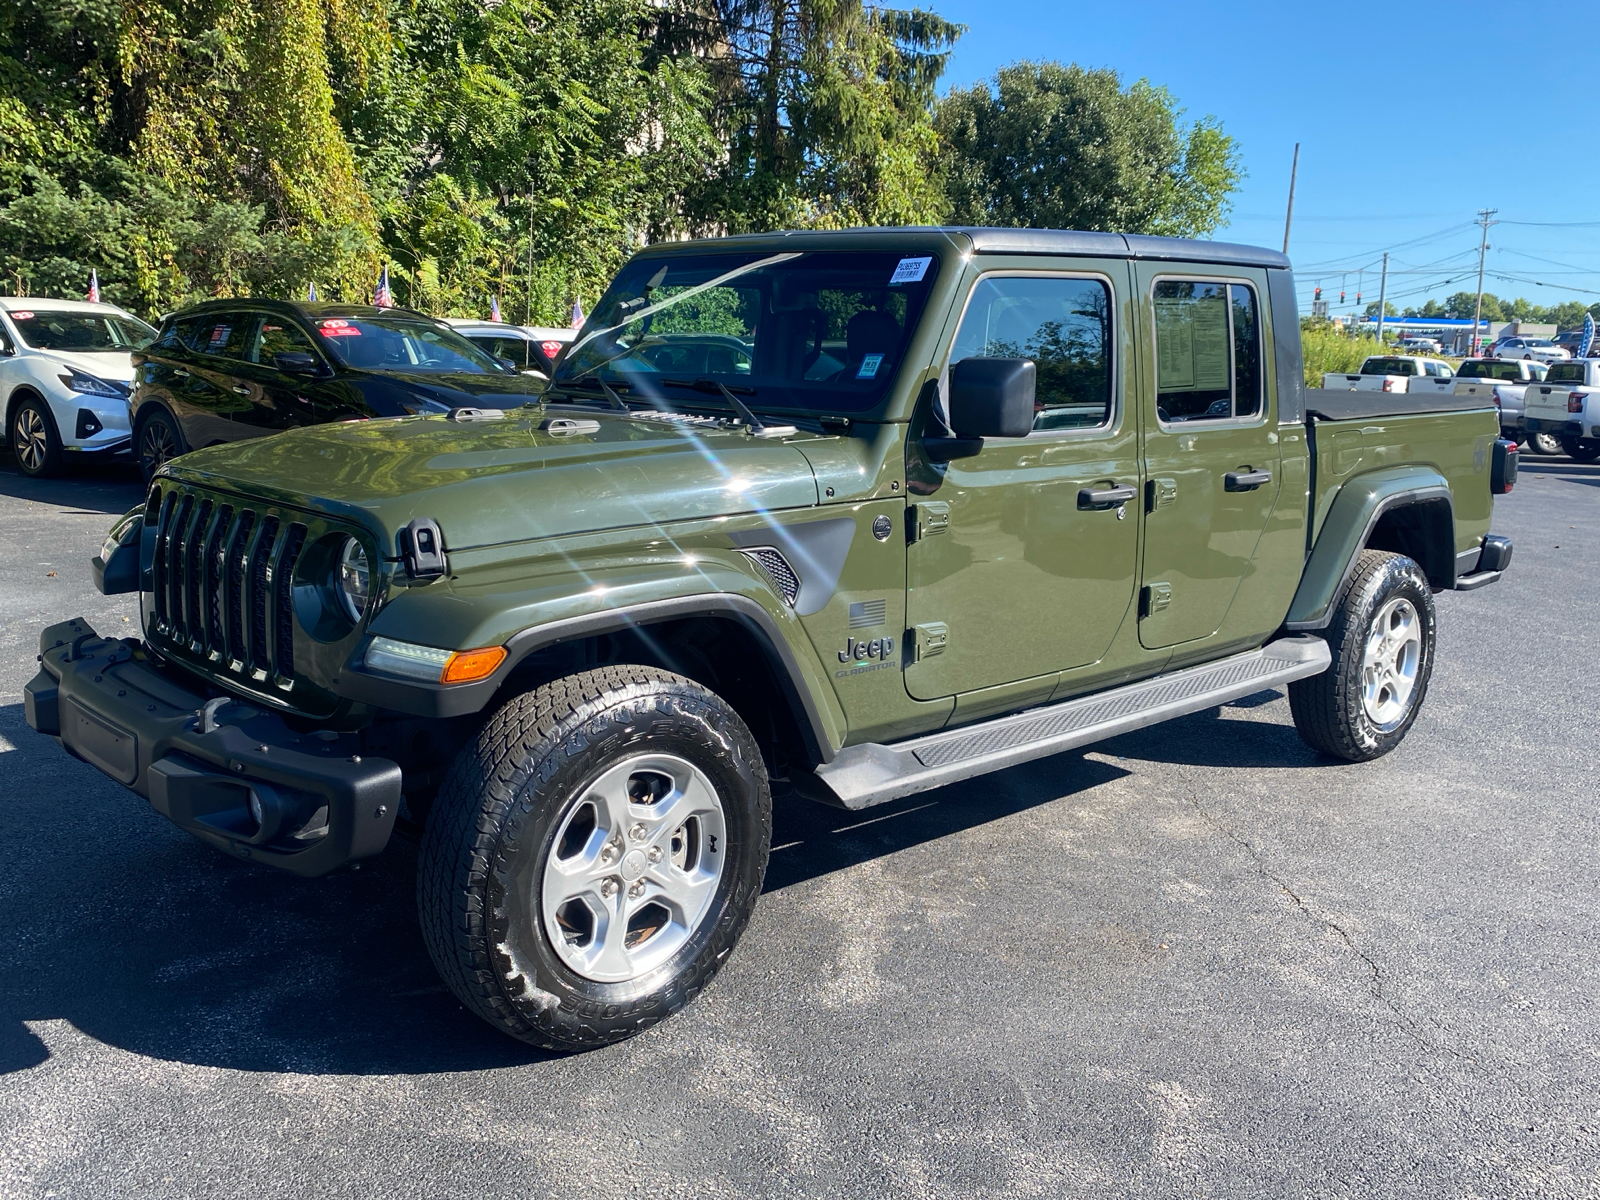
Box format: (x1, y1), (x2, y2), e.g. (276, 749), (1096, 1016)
(949, 357), (1036, 438)
(274, 351), (322, 376)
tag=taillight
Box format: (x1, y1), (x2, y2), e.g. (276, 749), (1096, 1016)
(1491, 388), (1502, 409)
(1382, 379), (1395, 392)
(1570, 393), (1585, 413)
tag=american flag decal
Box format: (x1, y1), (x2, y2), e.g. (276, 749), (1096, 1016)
(848, 599), (887, 629)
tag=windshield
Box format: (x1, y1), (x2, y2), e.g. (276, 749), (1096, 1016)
(314, 316), (510, 374)
(9, 309), (156, 352)
(554, 249), (943, 414)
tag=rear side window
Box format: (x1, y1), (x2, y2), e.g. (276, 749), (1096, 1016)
(1153, 280), (1262, 422)
(182, 313), (257, 360)
(951, 275), (1113, 431)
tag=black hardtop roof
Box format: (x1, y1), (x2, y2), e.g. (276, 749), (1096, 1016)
(634, 226), (1291, 271)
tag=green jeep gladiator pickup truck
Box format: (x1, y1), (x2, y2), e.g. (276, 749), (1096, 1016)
(26, 228), (1518, 1050)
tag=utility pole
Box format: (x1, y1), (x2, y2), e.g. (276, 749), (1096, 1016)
(526, 182), (535, 326)
(1472, 208), (1498, 355)
(1375, 253), (1389, 346)
(1282, 143), (1300, 256)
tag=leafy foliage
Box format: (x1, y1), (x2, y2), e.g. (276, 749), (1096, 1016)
(936, 61), (1243, 237)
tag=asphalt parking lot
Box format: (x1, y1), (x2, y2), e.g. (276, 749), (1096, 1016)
(1, 452), (1597, 1199)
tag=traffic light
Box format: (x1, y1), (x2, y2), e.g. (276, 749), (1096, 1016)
(1314, 286), (1322, 301)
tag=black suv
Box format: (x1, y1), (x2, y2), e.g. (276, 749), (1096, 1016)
(130, 301), (547, 480)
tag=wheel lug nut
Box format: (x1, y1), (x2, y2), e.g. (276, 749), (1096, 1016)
(600, 878), (618, 898)
(647, 846), (662, 864)
(629, 823), (647, 842)
(628, 880), (645, 899)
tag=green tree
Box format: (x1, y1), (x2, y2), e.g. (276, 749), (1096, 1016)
(1364, 300), (1398, 318)
(1444, 290), (1503, 322)
(936, 61), (1242, 237)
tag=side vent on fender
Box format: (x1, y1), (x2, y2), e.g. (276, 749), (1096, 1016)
(738, 547), (801, 607)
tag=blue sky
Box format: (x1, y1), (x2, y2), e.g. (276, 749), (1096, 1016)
(933, 0), (1600, 319)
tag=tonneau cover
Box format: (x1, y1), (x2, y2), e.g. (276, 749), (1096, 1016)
(1305, 389), (1496, 421)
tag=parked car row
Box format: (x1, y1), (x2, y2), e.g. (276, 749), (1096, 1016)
(2, 296), (576, 479)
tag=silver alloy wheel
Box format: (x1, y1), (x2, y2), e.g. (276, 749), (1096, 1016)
(14, 407), (48, 472)
(1361, 596), (1423, 729)
(541, 752), (727, 983)
(141, 420), (176, 472)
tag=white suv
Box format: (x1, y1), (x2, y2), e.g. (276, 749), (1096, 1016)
(1, 297), (157, 477)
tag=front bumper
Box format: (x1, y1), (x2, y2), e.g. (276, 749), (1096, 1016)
(24, 618), (401, 876)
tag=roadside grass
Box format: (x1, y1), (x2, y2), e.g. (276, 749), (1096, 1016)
(1301, 321), (1390, 387)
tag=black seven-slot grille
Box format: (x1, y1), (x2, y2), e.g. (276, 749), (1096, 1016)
(148, 484), (310, 689)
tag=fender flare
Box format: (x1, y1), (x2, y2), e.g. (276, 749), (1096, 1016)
(1283, 466), (1453, 630)
(336, 593), (838, 765)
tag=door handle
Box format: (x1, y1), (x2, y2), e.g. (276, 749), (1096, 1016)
(1224, 469), (1272, 491)
(1078, 484), (1137, 510)
(232, 384), (251, 395)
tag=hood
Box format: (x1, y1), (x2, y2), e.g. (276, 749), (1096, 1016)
(365, 370), (546, 407)
(36, 348), (136, 384)
(168, 407), (826, 549)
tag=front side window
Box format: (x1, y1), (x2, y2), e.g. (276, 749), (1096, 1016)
(10, 309), (156, 352)
(313, 316), (507, 374)
(556, 250), (942, 415)
(1153, 280), (1262, 422)
(254, 319), (317, 364)
(949, 275), (1112, 431)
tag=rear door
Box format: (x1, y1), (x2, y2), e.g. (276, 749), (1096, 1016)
(904, 265), (1141, 700)
(1135, 267), (1282, 650)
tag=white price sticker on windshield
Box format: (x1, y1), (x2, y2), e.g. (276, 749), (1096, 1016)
(889, 257), (932, 285)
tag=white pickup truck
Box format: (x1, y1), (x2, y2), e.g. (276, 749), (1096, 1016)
(1523, 358), (1600, 462)
(1322, 355), (1457, 394)
(1448, 358), (1550, 447)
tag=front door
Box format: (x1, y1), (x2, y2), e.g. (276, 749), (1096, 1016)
(1135, 269), (1281, 649)
(227, 313), (328, 438)
(904, 268), (1141, 700)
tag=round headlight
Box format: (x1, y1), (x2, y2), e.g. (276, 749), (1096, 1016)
(336, 538), (370, 621)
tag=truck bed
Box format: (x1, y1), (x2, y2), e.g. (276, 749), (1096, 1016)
(1304, 389), (1495, 421)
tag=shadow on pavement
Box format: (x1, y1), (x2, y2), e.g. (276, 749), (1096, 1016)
(0, 704), (1143, 1077)
(0, 456), (145, 513)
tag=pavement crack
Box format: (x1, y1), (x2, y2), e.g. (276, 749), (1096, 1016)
(1179, 778), (1472, 1063)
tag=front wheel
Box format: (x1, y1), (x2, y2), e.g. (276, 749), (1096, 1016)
(1525, 429), (1563, 456)
(1561, 437), (1600, 463)
(136, 409), (186, 483)
(1289, 550), (1437, 762)
(10, 396), (62, 478)
(418, 666), (771, 1050)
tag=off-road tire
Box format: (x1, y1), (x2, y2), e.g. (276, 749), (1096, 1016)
(9, 395), (62, 478)
(1561, 437), (1600, 463)
(136, 408), (186, 483)
(1289, 550), (1437, 763)
(418, 666), (771, 1051)
(1525, 429), (1563, 457)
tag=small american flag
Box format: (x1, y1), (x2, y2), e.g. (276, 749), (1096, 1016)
(307, 281), (318, 302)
(490, 295), (503, 323)
(86, 269), (100, 304)
(373, 266), (393, 308)
(570, 298), (585, 329)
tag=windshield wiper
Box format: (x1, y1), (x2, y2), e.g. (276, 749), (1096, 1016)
(658, 378), (796, 439)
(552, 370), (631, 412)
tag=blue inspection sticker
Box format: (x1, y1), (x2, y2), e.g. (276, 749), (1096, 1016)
(856, 353), (885, 379)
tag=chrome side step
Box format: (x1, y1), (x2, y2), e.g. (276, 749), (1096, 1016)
(801, 636), (1332, 810)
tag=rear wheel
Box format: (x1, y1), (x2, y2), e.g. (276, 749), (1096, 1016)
(1561, 437), (1600, 463)
(418, 665), (771, 1050)
(9, 396), (62, 478)
(136, 409), (185, 482)
(1525, 429), (1563, 456)
(1289, 550), (1436, 763)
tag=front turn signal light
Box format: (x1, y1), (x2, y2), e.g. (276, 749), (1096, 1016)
(441, 645), (508, 684)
